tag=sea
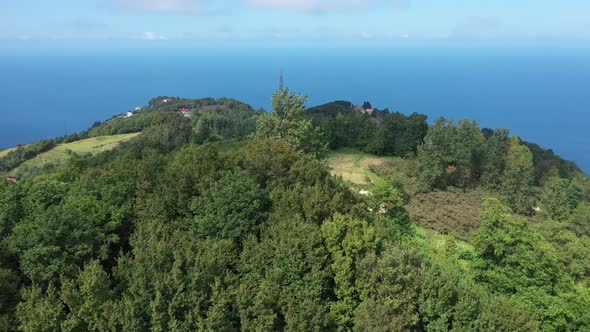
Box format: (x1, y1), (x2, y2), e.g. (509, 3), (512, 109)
(1, 46), (589, 173)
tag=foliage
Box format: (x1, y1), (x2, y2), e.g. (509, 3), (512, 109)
(307, 101), (428, 157)
(408, 189), (484, 242)
(500, 136), (536, 214)
(1, 94), (590, 331)
(539, 176), (580, 220)
(0, 139), (56, 174)
(256, 89), (327, 157)
(6, 133), (139, 179)
(481, 128), (509, 189)
(417, 118), (485, 190)
(474, 198), (590, 330)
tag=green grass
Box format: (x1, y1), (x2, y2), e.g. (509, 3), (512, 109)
(0, 147), (16, 158)
(8, 133), (139, 178)
(327, 148), (391, 187)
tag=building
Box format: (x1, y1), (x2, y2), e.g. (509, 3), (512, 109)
(354, 104), (374, 115)
(126, 111), (134, 118)
(181, 107), (191, 117)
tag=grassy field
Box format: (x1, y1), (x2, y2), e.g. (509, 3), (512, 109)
(0, 147), (16, 158)
(7, 133), (139, 177)
(327, 148), (391, 186)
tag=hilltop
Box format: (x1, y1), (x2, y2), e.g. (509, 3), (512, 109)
(1, 92), (589, 331)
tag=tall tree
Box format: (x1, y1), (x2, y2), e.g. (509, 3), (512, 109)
(501, 136), (536, 214)
(540, 176), (571, 220)
(417, 118), (485, 190)
(481, 128), (509, 189)
(255, 89), (327, 157)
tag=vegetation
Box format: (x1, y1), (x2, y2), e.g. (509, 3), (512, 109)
(3, 134), (139, 179)
(0, 148), (16, 159)
(306, 101), (428, 157)
(1, 92), (589, 331)
(0, 140), (57, 174)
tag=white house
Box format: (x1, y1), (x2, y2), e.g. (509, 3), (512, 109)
(126, 111), (134, 118)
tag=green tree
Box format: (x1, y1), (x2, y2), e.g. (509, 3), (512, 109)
(569, 203), (590, 237)
(238, 217), (332, 331)
(417, 118), (485, 190)
(540, 176), (571, 220)
(192, 170), (268, 242)
(501, 136), (536, 215)
(354, 245), (422, 332)
(0, 267), (19, 331)
(17, 285), (64, 332)
(60, 261), (114, 332)
(474, 198), (566, 294)
(481, 128), (509, 189)
(255, 89), (327, 157)
(321, 214), (380, 330)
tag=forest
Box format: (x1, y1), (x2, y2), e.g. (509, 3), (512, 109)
(0, 90), (589, 331)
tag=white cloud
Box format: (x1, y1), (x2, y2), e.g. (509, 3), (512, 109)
(359, 31), (372, 39)
(247, 0), (319, 11)
(116, 0), (202, 14)
(113, 0), (410, 14)
(246, 0), (408, 12)
(141, 31), (169, 40)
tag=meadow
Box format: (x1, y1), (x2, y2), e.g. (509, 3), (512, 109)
(7, 133), (139, 177)
(0, 148), (16, 158)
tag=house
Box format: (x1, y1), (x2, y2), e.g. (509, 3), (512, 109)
(162, 98), (172, 103)
(181, 107), (191, 117)
(135, 106), (142, 111)
(354, 104), (374, 115)
(126, 111), (134, 118)
(4, 176), (17, 183)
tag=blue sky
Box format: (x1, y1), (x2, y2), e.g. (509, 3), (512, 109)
(1, 0), (589, 47)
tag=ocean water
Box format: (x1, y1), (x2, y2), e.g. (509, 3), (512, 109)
(1, 47), (589, 172)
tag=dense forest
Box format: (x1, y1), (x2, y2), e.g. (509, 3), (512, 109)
(1, 90), (589, 331)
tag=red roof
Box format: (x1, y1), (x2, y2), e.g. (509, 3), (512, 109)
(181, 108), (190, 113)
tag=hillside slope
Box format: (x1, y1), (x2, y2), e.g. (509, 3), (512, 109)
(5, 133), (139, 178)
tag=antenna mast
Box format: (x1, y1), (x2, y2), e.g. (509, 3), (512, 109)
(279, 70), (284, 91)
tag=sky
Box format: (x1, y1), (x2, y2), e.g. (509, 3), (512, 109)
(0, 0), (589, 47)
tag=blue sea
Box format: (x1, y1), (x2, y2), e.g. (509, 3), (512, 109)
(1, 47), (589, 172)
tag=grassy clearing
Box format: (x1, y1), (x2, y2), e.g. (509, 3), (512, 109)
(8, 133), (139, 177)
(327, 148), (391, 187)
(327, 148), (490, 242)
(0, 147), (17, 158)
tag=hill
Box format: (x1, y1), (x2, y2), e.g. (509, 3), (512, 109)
(5, 133), (139, 178)
(2, 93), (590, 331)
(0, 148), (16, 158)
